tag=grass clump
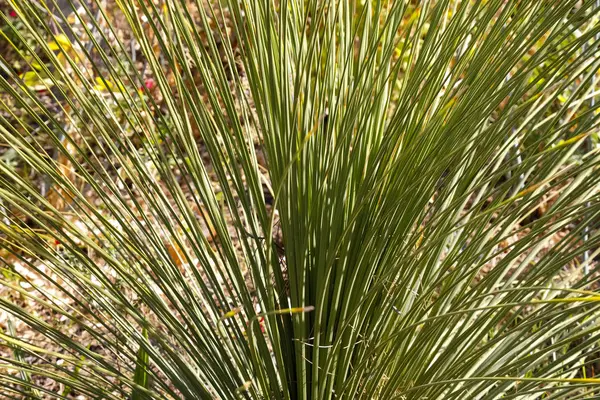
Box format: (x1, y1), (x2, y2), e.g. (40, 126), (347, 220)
(0, 0), (599, 399)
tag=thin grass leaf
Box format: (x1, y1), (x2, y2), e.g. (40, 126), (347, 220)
(132, 328), (150, 400)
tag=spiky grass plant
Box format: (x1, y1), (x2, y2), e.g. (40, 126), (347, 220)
(0, 0), (600, 398)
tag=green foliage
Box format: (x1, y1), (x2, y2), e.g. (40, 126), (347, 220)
(0, 0), (599, 399)
(132, 328), (150, 400)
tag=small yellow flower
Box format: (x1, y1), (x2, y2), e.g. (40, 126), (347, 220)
(93, 77), (125, 93)
(222, 307), (242, 319)
(48, 34), (72, 51)
(20, 71), (54, 91)
(94, 76), (114, 91)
